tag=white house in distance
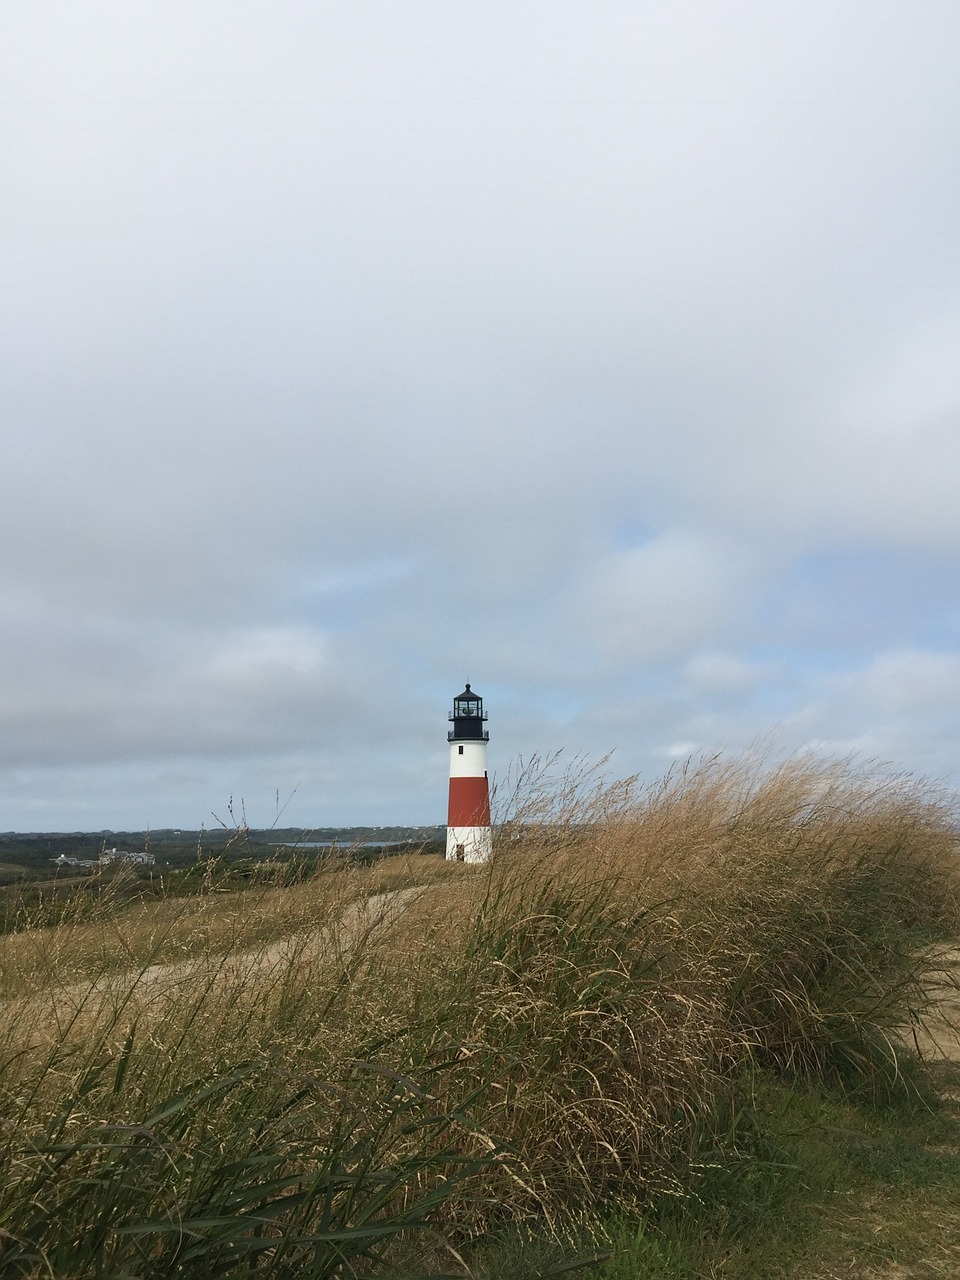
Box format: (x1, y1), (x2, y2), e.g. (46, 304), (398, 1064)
(50, 848), (156, 869)
(100, 848), (155, 865)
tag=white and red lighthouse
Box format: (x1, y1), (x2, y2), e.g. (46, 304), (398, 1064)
(446, 683), (492, 863)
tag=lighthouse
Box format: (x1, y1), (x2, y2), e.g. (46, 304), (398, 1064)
(446, 683), (492, 863)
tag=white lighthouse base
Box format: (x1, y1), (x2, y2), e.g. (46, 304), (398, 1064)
(445, 825), (492, 864)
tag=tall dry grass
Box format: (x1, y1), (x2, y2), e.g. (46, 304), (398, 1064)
(0, 755), (957, 1276)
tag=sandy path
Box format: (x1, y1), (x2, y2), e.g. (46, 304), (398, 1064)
(133, 885), (425, 988)
(13, 885), (428, 1020)
(909, 950), (960, 1065)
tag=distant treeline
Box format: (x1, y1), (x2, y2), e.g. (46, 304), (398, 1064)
(0, 827), (446, 874)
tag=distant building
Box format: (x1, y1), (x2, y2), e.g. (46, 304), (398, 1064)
(50, 854), (97, 869)
(99, 848), (156, 866)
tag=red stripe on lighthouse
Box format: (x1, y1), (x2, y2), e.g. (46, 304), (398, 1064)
(447, 775), (491, 827)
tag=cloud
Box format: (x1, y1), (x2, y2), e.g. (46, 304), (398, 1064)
(827, 650), (960, 717)
(682, 652), (776, 697)
(657, 740), (700, 760)
(198, 627), (332, 691)
(574, 534), (762, 664)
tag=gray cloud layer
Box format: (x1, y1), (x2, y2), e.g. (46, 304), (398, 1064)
(2, 2), (959, 828)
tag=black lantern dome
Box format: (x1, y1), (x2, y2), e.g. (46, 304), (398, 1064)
(448, 683), (489, 742)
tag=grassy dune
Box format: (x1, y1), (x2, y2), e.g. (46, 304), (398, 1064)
(0, 756), (958, 1277)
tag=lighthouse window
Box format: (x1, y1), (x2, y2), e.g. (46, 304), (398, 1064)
(458, 745), (464, 755)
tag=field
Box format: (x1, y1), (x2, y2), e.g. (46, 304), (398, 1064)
(1, 754), (959, 1278)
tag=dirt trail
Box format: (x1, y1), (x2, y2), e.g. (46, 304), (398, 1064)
(132, 884), (425, 990)
(18, 886), (427, 1019)
(908, 948), (960, 1067)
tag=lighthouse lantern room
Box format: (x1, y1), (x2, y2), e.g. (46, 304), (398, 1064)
(446, 683), (492, 863)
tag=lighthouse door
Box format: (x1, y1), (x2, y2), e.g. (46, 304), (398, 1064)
(455, 844), (465, 862)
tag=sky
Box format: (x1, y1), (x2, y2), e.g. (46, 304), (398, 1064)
(2, 2), (960, 831)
